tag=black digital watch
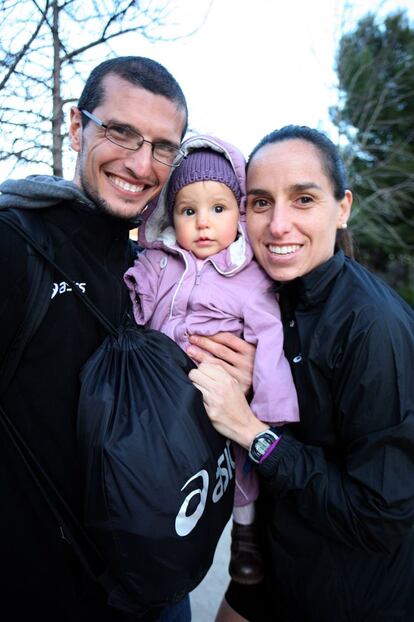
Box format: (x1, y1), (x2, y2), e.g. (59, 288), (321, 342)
(248, 428), (281, 464)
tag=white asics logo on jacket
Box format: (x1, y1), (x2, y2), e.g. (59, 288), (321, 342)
(51, 281), (86, 299)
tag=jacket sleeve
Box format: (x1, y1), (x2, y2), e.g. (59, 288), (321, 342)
(242, 271), (299, 426)
(123, 250), (162, 326)
(256, 305), (414, 554)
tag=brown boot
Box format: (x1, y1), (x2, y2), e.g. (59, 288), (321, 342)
(228, 521), (264, 585)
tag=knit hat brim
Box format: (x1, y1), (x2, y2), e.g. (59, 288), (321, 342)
(166, 148), (242, 217)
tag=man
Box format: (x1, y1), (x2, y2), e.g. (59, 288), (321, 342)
(0, 56), (189, 622)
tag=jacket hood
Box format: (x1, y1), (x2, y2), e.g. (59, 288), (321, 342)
(0, 175), (96, 211)
(138, 134), (252, 273)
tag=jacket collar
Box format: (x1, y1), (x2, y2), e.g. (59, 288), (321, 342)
(274, 251), (345, 308)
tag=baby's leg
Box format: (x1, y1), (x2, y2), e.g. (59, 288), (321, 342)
(233, 445), (257, 525)
(233, 501), (255, 526)
(230, 443), (264, 585)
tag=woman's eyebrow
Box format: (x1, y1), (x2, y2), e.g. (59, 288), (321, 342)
(288, 182), (323, 192)
(247, 183), (324, 196)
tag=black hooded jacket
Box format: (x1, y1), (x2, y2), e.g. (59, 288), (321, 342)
(255, 251), (414, 622)
(0, 176), (138, 620)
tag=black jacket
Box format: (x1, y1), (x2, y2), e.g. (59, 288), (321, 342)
(0, 177), (138, 620)
(256, 251), (414, 622)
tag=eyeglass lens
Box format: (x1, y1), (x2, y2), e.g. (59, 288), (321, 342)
(106, 123), (180, 166)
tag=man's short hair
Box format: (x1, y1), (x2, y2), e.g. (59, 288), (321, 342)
(78, 56), (188, 138)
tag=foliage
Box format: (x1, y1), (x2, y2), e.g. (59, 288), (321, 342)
(331, 10), (414, 303)
(0, 0), (210, 176)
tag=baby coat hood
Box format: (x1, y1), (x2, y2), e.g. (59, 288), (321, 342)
(138, 134), (247, 251)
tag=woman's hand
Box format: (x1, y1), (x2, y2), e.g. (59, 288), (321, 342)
(187, 333), (255, 397)
(189, 362), (267, 449)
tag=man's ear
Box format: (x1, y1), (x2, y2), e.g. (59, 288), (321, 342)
(69, 106), (82, 153)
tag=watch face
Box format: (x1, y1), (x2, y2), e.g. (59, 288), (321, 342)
(255, 436), (273, 457)
(249, 430), (279, 463)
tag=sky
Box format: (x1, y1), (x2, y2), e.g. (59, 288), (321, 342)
(136, 0), (345, 156)
(116, 0), (413, 158)
(2, 0), (414, 178)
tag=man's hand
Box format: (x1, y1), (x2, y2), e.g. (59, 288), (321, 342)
(187, 332), (255, 396)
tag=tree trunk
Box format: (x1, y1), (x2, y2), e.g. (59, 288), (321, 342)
(52, 0), (63, 177)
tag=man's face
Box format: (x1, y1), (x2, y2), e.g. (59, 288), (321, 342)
(70, 74), (186, 220)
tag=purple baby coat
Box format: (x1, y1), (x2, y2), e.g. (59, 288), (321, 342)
(124, 135), (299, 505)
(125, 246), (298, 427)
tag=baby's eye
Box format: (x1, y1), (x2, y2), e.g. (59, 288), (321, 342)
(184, 208), (195, 216)
(214, 205), (224, 213)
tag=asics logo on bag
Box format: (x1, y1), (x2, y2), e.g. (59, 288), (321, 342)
(175, 440), (234, 536)
(51, 281), (86, 299)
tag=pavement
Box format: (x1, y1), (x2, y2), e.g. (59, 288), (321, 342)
(190, 519), (232, 621)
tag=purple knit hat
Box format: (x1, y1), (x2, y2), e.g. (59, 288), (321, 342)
(166, 148), (242, 217)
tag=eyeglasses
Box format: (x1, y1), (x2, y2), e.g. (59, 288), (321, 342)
(79, 109), (185, 168)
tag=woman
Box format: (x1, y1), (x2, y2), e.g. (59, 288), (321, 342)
(189, 126), (414, 622)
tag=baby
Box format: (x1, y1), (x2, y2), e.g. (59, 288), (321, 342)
(124, 134), (299, 585)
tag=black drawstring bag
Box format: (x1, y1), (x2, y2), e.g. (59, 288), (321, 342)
(78, 323), (235, 614)
(0, 210), (235, 617)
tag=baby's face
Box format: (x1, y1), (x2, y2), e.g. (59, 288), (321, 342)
(173, 180), (239, 259)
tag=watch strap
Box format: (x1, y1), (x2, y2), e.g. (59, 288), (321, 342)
(259, 432), (282, 463)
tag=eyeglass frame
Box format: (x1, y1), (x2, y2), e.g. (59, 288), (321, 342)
(79, 108), (185, 168)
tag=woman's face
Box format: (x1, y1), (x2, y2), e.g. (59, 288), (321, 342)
(246, 139), (352, 282)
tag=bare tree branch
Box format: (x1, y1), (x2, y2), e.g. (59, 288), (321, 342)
(0, 0), (49, 90)
(0, 0), (212, 175)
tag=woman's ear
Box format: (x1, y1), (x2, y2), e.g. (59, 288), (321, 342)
(337, 189), (353, 228)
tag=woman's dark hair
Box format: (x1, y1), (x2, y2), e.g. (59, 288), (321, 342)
(247, 125), (354, 257)
(77, 56), (188, 138)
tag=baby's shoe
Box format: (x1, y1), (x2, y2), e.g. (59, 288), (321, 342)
(228, 521), (264, 585)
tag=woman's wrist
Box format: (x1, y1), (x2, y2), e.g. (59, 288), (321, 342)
(237, 418), (270, 451)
